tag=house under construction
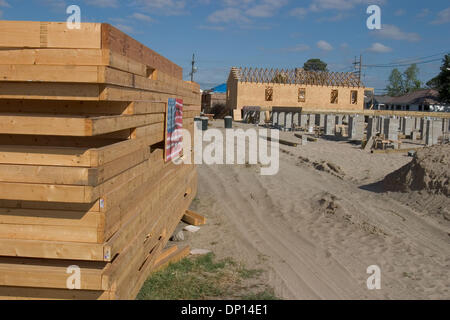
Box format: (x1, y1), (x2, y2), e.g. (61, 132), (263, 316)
(226, 67), (374, 120)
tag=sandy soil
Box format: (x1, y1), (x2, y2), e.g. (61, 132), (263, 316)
(182, 122), (450, 300)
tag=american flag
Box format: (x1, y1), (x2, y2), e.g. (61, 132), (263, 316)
(165, 98), (183, 162)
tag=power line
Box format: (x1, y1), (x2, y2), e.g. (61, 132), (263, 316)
(363, 57), (444, 68)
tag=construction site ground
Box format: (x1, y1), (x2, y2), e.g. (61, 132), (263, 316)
(180, 121), (450, 300)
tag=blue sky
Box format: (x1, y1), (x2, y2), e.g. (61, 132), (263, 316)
(1, 0), (449, 93)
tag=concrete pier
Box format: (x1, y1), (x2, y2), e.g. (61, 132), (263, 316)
(293, 112), (300, 128)
(308, 114), (315, 127)
(278, 112), (286, 128)
(402, 117), (414, 137)
(383, 118), (399, 141)
(315, 114), (325, 128)
(272, 112), (278, 126)
(300, 114), (308, 128)
(285, 112), (293, 131)
(259, 111), (266, 125)
(367, 117), (377, 141)
(425, 119), (443, 146)
(348, 115), (364, 140)
(324, 114), (336, 136)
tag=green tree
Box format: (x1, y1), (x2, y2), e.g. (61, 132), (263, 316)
(429, 54), (450, 103)
(386, 64), (422, 96)
(403, 64), (421, 93)
(303, 59), (328, 72)
(386, 68), (404, 96)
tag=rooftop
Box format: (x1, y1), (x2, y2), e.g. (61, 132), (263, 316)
(230, 67), (364, 88)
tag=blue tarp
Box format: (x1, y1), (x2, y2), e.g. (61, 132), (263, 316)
(211, 83), (227, 93)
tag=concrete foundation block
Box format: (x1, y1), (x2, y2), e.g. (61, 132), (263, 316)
(285, 112), (293, 130)
(367, 117), (377, 141)
(300, 114), (308, 128)
(383, 118), (399, 141)
(426, 119), (443, 146)
(259, 111), (266, 125)
(324, 114), (336, 136)
(402, 117), (414, 137)
(272, 112), (278, 126)
(348, 115), (364, 140)
(278, 112), (286, 128)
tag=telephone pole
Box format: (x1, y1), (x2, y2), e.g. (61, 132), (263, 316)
(353, 55), (362, 86)
(190, 54), (197, 82)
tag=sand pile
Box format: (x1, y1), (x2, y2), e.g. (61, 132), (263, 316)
(383, 144), (450, 196)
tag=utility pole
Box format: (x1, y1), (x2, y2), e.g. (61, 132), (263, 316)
(190, 54), (197, 82)
(353, 55), (362, 86)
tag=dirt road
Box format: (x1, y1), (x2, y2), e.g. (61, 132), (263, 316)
(187, 123), (450, 300)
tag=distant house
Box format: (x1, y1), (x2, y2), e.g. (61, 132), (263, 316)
(226, 67), (373, 120)
(201, 83), (227, 116)
(371, 89), (449, 112)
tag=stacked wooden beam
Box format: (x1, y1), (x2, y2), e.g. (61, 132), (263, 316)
(0, 21), (200, 299)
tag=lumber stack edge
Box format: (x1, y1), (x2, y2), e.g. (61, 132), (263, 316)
(0, 21), (200, 300)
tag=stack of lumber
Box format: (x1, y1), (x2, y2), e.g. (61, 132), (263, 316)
(0, 21), (200, 300)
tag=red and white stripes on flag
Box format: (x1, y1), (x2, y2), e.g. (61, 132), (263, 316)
(165, 98), (183, 162)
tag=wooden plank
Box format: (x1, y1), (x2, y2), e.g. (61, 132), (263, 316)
(0, 82), (100, 101)
(0, 286), (111, 300)
(0, 145), (91, 167)
(0, 65), (199, 99)
(152, 246), (190, 273)
(0, 224), (100, 243)
(0, 164), (95, 185)
(0, 82), (200, 105)
(0, 182), (95, 203)
(0, 48), (105, 66)
(0, 21), (102, 49)
(0, 48), (147, 78)
(0, 100), (131, 116)
(101, 23), (182, 80)
(0, 238), (110, 262)
(182, 210), (207, 226)
(0, 257), (106, 290)
(0, 113), (164, 136)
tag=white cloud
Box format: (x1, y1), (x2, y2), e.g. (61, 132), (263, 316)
(309, 0), (385, 12)
(367, 42), (392, 53)
(245, 0), (288, 18)
(130, 13), (154, 22)
(198, 25), (226, 31)
(0, 0), (9, 7)
(374, 24), (421, 42)
(317, 40), (333, 51)
(290, 7), (307, 19)
(134, 0), (187, 15)
(207, 0), (288, 28)
(85, 0), (119, 7)
(208, 7), (250, 23)
(432, 7), (450, 24)
(317, 12), (348, 22)
(114, 24), (134, 34)
(281, 44), (311, 52)
(40, 0), (67, 9)
(291, 0), (385, 19)
(417, 8), (430, 18)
